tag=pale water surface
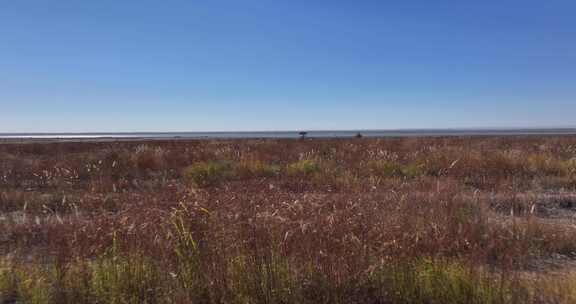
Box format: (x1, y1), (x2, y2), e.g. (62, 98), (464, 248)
(2, 128), (576, 139)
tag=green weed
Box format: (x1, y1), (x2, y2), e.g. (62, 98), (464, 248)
(229, 252), (299, 304)
(90, 253), (164, 304)
(14, 265), (54, 304)
(168, 204), (210, 301)
(235, 160), (280, 179)
(402, 163), (426, 178)
(0, 260), (16, 303)
(286, 159), (320, 177)
(375, 260), (509, 304)
(182, 161), (233, 187)
(366, 160), (404, 177)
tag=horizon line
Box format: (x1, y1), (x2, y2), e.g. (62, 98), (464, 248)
(2, 126), (576, 135)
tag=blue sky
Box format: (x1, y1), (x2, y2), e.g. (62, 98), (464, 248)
(1, 1), (575, 132)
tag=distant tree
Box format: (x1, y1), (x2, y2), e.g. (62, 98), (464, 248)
(299, 131), (308, 139)
(355, 132), (363, 138)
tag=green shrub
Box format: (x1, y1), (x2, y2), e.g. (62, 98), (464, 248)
(366, 160), (425, 179)
(286, 159), (320, 177)
(182, 161), (233, 187)
(366, 160), (404, 177)
(235, 160), (280, 179)
(526, 154), (564, 176)
(402, 163), (426, 178)
(560, 158), (576, 176)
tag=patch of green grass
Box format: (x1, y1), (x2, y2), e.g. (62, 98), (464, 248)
(374, 260), (510, 304)
(286, 159), (321, 177)
(0, 260), (16, 303)
(401, 162), (426, 178)
(3, 253), (575, 303)
(526, 154), (565, 176)
(90, 253), (164, 304)
(560, 158), (576, 176)
(366, 160), (404, 177)
(168, 205), (210, 301)
(59, 260), (93, 303)
(228, 251), (300, 304)
(533, 273), (576, 303)
(182, 161), (234, 187)
(14, 265), (54, 304)
(235, 160), (280, 179)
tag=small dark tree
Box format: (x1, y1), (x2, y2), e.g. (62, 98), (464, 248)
(355, 132), (363, 138)
(299, 131), (308, 139)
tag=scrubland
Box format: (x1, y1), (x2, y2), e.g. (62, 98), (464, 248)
(1, 136), (576, 303)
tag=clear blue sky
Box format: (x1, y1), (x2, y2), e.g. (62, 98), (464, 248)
(1, 1), (575, 132)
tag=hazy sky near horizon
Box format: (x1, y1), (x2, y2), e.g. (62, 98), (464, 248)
(1, 1), (575, 132)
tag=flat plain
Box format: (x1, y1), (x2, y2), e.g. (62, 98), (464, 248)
(1, 136), (576, 303)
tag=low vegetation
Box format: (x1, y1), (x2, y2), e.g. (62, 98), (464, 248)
(1, 136), (576, 303)
(182, 161), (234, 187)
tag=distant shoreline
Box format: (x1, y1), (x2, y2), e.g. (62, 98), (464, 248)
(1, 128), (576, 143)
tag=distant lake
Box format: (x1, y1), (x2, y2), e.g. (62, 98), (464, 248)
(2, 128), (576, 139)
